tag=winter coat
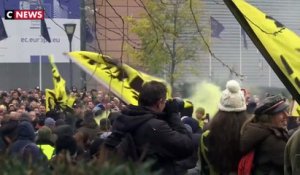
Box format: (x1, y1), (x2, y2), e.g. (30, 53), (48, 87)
(10, 121), (45, 163)
(106, 105), (194, 175)
(78, 115), (100, 141)
(240, 122), (289, 175)
(175, 133), (201, 175)
(284, 128), (300, 175)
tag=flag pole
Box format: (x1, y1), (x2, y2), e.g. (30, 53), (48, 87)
(209, 17), (212, 81)
(39, 57), (42, 90)
(239, 26), (242, 78)
(268, 65), (271, 87)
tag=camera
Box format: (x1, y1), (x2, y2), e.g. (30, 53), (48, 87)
(164, 97), (185, 114)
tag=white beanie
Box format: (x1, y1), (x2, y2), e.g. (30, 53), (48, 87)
(218, 80), (246, 112)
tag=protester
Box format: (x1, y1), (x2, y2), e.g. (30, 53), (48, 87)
(240, 94), (289, 175)
(0, 83), (293, 174)
(0, 119), (18, 153)
(181, 102), (201, 134)
(195, 107), (209, 131)
(103, 81), (194, 175)
(36, 126), (56, 160)
(9, 121), (46, 163)
(200, 79), (249, 174)
(77, 111), (99, 141)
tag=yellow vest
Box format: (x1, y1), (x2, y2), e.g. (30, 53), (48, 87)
(38, 144), (55, 160)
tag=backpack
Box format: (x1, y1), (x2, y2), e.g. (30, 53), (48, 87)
(238, 150), (255, 175)
(99, 131), (142, 164)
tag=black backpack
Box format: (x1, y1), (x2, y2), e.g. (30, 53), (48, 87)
(99, 131), (141, 163)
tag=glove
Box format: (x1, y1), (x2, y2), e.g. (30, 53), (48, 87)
(164, 98), (183, 115)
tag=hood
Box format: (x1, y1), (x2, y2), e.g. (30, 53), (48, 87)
(112, 105), (158, 132)
(17, 121), (35, 141)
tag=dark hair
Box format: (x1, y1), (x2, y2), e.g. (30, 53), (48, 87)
(206, 110), (248, 172)
(138, 81), (167, 107)
(55, 135), (77, 156)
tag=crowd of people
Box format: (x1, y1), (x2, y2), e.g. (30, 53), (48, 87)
(0, 80), (300, 175)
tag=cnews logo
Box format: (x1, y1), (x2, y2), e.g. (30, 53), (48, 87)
(5, 10), (44, 20)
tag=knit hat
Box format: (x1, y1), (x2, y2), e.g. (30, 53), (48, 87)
(255, 94), (289, 115)
(218, 80), (246, 112)
(44, 117), (55, 128)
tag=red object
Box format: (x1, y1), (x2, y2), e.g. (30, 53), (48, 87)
(238, 151), (255, 175)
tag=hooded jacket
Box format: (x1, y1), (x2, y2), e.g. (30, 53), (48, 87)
(105, 105), (194, 175)
(10, 121), (45, 163)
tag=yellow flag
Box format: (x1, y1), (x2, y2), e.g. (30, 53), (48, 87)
(290, 100), (300, 117)
(46, 55), (75, 112)
(49, 55), (68, 104)
(68, 51), (173, 106)
(45, 89), (56, 112)
(225, 0), (300, 103)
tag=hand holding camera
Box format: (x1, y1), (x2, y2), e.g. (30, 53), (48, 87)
(164, 97), (184, 115)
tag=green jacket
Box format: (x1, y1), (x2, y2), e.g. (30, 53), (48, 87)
(285, 128), (300, 175)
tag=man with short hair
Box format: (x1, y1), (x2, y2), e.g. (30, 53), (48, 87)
(105, 81), (194, 175)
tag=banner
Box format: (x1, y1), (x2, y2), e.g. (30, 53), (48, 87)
(46, 55), (75, 112)
(68, 51), (173, 106)
(224, 0), (300, 104)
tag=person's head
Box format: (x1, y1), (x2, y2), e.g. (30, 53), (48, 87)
(9, 111), (20, 120)
(90, 89), (98, 97)
(44, 117), (56, 130)
(113, 97), (120, 106)
(138, 81), (167, 112)
(0, 119), (18, 147)
(28, 111), (37, 121)
(254, 94), (289, 128)
(87, 101), (95, 110)
(29, 101), (38, 110)
(39, 104), (46, 114)
(17, 121), (36, 141)
(55, 135), (77, 156)
(8, 104), (16, 112)
(19, 104), (26, 112)
(0, 105), (7, 115)
(36, 126), (56, 144)
(195, 107), (205, 120)
(72, 100), (84, 116)
(218, 80), (246, 112)
(12, 91), (19, 100)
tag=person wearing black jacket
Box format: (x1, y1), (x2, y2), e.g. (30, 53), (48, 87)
(104, 81), (194, 175)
